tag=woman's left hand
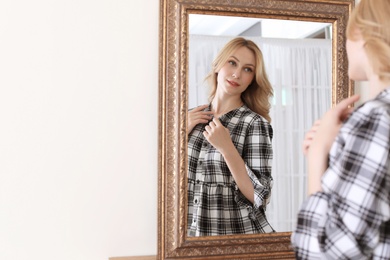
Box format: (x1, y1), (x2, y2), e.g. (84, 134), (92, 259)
(203, 118), (233, 154)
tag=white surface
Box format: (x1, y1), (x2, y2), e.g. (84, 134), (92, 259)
(0, 0), (158, 259)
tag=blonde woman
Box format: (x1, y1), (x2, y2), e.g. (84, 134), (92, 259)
(292, 0), (390, 258)
(187, 37), (274, 236)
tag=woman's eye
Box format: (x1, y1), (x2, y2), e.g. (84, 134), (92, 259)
(244, 67), (253, 73)
(228, 60), (236, 66)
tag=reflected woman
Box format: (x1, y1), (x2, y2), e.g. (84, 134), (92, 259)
(187, 37), (275, 236)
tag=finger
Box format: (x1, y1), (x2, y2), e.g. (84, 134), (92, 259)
(201, 111), (214, 117)
(195, 119), (209, 125)
(193, 104), (209, 112)
(304, 121), (320, 135)
(313, 120), (321, 127)
(302, 140), (312, 155)
(340, 107), (355, 120)
(308, 124), (319, 132)
(208, 121), (216, 128)
(302, 139), (309, 150)
(305, 131), (316, 140)
(302, 144), (309, 155)
(212, 117), (222, 126)
(306, 125), (319, 135)
(195, 114), (213, 121)
(302, 145), (310, 156)
(190, 113), (211, 121)
(335, 94), (360, 111)
(203, 111), (214, 114)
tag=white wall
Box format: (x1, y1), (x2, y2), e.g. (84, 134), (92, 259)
(0, 1), (158, 259)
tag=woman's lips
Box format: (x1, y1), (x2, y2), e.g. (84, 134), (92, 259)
(227, 79), (240, 87)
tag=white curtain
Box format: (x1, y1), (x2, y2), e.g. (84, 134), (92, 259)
(189, 35), (332, 232)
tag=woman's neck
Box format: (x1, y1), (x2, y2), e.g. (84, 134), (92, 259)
(368, 75), (390, 99)
(211, 97), (243, 118)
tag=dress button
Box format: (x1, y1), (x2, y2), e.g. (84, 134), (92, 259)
(199, 161), (202, 165)
(196, 180), (200, 184)
(194, 199), (198, 203)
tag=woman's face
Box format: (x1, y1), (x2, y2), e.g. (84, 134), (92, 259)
(216, 46), (256, 98)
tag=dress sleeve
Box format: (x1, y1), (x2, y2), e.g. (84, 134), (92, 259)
(292, 108), (390, 259)
(233, 117), (273, 212)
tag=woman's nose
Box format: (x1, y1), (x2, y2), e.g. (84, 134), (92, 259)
(232, 69), (240, 78)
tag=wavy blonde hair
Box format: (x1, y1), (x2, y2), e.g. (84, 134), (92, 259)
(205, 37), (273, 122)
(347, 0), (390, 82)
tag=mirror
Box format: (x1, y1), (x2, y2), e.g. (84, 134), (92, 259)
(188, 15), (333, 235)
(158, 0), (354, 258)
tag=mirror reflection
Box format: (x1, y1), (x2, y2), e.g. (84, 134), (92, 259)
(188, 14), (333, 235)
(187, 37), (275, 237)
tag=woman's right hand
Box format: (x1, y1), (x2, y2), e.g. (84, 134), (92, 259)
(302, 95), (360, 156)
(188, 104), (213, 134)
(304, 94), (360, 195)
(307, 95), (359, 157)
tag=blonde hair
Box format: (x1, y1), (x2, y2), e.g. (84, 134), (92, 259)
(347, 0), (390, 82)
(205, 37), (273, 122)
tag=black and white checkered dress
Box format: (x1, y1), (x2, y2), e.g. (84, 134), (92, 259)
(292, 88), (390, 259)
(187, 104), (275, 236)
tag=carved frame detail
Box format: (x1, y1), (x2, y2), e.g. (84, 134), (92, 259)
(158, 0), (355, 259)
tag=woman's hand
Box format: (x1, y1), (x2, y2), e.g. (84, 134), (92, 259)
(302, 120), (321, 156)
(308, 94), (360, 157)
(203, 117), (233, 154)
(188, 104), (213, 134)
(204, 118), (255, 203)
(306, 94), (360, 195)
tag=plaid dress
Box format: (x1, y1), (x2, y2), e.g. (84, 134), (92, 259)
(187, 104), (275, 236)
(292, 88), (390, 259)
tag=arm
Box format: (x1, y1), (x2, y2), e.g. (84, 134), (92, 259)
(305, 95), (359, 195)
(203, 117), (273, 206)
(188, 104), (213, 134)
(203, 117), (255, 203)
(293, 104), (390, 259)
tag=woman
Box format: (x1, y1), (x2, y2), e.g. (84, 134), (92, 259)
(187, 37), (275, 236)
(292, 0), (390, 258)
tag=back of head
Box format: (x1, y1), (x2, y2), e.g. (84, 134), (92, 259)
(347, 0), (390, 81)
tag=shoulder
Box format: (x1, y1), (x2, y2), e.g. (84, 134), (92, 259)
(335, 90), (390, 152)
(362, 89), (390, 112)
(345, 91), (390, 130)
(240, 105), (271, 126)
(239, 105), (273, 138)
(361, 88), (390, 114)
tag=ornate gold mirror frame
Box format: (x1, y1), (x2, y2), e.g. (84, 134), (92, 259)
(158, 0), (354, 259)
